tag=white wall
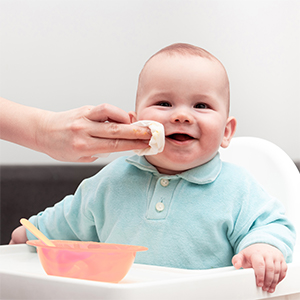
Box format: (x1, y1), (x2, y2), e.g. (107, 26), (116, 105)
(1, 0), (299, 165)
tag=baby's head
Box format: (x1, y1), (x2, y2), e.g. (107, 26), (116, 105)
(130, 43), (237, 175)
(136, 43), (230, 113)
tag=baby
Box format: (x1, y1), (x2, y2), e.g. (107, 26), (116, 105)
(10, 43), (295, 293)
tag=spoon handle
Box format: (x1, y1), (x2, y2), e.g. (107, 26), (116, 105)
(20, 218), (55, 247)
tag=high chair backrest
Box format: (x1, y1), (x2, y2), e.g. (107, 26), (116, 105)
(219, 137), (300, 260)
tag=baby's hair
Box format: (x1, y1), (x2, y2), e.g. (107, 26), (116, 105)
(149, 43), (216, 61)
(136, 43), (230, 113)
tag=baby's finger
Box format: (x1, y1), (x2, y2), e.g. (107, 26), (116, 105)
(232, 253), (243, 269)
(267, 260), (281, 293)
(278, 261), (288, 283)
(263, 257), (276, 292)
(251, 254), (265, 288)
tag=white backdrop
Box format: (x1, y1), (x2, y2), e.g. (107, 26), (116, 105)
(1, 0), (299, 165)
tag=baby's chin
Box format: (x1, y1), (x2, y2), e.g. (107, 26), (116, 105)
(145, 149), (218, 175)
(144, 155), (198, 175)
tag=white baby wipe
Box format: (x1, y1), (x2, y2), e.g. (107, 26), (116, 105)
(92, 120), (165, 158)
(132, 121), (165, 156)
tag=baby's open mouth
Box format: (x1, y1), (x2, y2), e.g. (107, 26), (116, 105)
(167, 133), (195, 141)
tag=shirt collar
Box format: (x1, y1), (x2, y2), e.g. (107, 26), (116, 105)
(126, 153), (222, 185)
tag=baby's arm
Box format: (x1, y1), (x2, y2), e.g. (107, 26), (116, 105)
(232, 243), (287, 293)
(9, 225), (28, 244)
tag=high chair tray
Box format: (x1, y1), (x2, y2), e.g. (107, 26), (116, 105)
(0, 244), (299, 300)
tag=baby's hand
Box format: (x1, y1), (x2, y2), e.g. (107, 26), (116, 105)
(232, 243), (287, 293)
(9, 225), (28, 245)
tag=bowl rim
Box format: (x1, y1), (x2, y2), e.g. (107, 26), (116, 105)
(26, 240), (148, 253)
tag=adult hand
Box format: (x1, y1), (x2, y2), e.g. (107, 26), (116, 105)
(0, 98), (151, 162)
(38, 104), (152, 162)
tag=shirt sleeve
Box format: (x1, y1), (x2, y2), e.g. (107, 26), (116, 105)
(229, 175), (296, 263)
(27, 176), (101, 242)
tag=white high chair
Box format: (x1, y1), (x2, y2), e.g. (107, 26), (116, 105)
(0, 137), (299, 300)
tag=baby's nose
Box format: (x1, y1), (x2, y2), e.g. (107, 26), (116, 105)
(171, 109), (193, 124)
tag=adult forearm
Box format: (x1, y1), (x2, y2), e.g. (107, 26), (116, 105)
(0, 97), (48, 152)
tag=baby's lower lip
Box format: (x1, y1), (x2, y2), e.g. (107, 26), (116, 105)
(169, 134), (192, 141)
(166, 134), (196, 145)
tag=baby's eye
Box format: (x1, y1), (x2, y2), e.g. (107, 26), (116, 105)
(155, 101), (172, 107)
(194, 103), (208, 109)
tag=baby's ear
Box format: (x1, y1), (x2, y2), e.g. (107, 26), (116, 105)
(221, 116), (237, 148)
(128, 111), (138, 123)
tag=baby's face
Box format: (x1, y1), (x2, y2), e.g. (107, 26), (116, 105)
(131, 53), (236, 174)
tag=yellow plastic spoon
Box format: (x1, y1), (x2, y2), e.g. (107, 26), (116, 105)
(20, 218), (55, 247)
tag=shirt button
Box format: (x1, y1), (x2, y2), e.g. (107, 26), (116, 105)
(160, 178), (169, 187)
(155, 202), (165, 212)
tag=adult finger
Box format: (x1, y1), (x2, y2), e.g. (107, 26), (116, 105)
(94, 138), (150, 153)
(75, 156), (99, 163)
(86, 104), (131, 123)
(79, 137), (149, 156)
(88, 122), (152, 140)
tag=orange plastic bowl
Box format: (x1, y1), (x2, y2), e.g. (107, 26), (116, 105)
(27, 240), (147, 283)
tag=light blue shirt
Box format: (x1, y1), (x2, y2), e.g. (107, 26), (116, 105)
(27, 153), (296, 269)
